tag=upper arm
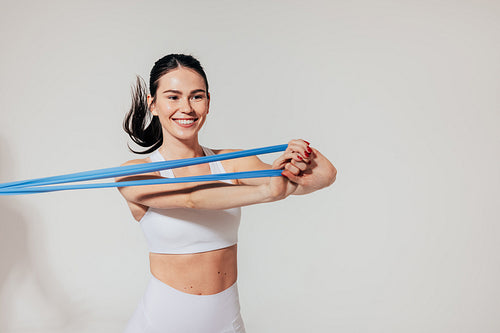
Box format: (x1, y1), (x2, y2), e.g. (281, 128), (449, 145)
(115, 159), (192, 209)
(217, 149), (272, 186)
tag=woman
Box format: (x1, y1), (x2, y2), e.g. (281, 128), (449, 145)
(116, 54), (336, 333)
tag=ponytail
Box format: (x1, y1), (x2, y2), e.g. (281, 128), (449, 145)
(123, 76), (162, 154)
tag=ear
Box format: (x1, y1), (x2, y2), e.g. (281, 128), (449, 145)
(147, 94), (158, 116)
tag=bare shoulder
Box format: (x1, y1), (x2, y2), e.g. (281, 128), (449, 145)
(120, 156), (151, 167)
(116, 156), (159, 182)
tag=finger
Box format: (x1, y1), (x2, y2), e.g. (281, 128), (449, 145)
(291, 159), (308, 172)
(272, 153), (292, 169)
(287, 139), (312, 160)
(285, 151), (308, 164)
(287, 139), (310, 150)
(273, 151), (309, 169)
(282, 150), (311, 164)
(294, 153), (311, 165)
(286, 139), (309, 154)
(285, 162), (301, 176)
(281, 169), (300, 183)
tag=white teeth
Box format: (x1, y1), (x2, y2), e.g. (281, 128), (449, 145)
(175, 119), (195, 125)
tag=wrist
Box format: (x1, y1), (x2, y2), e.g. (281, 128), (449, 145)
(258, 183), (276, 203)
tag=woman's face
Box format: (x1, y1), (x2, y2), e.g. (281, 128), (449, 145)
(148, 67), (209, 143)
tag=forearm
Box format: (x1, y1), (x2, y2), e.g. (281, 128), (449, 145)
(188, 182), (274, 210)
(118, 173), (281, 210)
(291, 185), (319, 196)
(291, 176), (335, 195)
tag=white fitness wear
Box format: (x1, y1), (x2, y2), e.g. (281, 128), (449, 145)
(123, 147), (246, 333)
(140, 147), (241, 254)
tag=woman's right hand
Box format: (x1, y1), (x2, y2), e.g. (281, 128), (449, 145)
(265, 139), (311, 201)
(266, 168), (298, 201)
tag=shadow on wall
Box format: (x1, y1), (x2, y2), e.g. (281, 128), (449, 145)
(0, 138), (29, 331)
(0, 138), (83, 331)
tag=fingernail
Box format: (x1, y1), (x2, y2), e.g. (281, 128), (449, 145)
(304, 140), (310, 145)
(304, 152), (309, 157)
(306, 147), (312, 153)
(298, 155), (303, 160)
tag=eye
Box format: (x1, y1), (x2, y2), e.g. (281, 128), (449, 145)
(167, 95), (179, 100)
(191, 95), (204, 100)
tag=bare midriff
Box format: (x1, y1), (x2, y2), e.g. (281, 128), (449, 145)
(149, 244), (238, 295)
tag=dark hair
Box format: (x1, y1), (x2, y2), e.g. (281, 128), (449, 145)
(123, 54), (209, 154)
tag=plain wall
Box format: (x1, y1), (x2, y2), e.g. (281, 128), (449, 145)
(0, 0), (499, 332)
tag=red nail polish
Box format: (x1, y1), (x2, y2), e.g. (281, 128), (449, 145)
(304, 152), (309, 157)
(306, 147), (312, 153)
(304, 140), (310, 145)
(298, 155), (303, 160)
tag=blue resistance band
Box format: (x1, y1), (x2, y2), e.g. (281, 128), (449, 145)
(0, 144), (287, 195)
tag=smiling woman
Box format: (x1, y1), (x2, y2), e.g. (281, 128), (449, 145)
(149, 67), (209, 143)
(123, 54), (211, 155)
(117, 54), (336, 333)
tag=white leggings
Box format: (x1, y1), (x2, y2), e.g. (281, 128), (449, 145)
(124, 274), (246, 333)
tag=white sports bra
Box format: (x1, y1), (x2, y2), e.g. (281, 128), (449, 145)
(139, 147), (241, 254)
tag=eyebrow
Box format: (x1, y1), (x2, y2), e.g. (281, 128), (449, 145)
(162, 89), (206, 94)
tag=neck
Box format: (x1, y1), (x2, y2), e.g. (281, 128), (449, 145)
(158, 136), (205, 160)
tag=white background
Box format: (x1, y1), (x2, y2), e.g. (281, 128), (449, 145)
(0, 0), (499, 332)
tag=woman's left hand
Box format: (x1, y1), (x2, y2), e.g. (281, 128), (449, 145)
(273, 140), (337, 195)
(272, 139), (310, 176)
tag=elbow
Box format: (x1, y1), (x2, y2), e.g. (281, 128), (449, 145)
(329, 174), (337, 186)
(328, 165), (337, 186)
(185, 192), (197, 209)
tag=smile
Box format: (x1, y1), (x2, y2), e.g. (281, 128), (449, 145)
(173, 118), (198, 126)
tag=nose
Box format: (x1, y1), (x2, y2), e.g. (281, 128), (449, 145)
(180, 97), (193, 113)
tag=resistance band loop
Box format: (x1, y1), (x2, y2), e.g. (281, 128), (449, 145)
(0, 144), (287, 195)
(0, 170), (283, 195)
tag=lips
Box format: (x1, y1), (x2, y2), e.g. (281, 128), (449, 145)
(172, 118), (198, 127)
